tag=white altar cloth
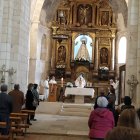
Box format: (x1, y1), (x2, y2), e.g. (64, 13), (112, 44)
(65, 87), (94, 103)
(65, 87), (94, 97)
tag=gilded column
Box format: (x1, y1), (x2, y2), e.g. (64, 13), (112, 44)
(94, 37), (99, 70)
(110, 37), (115, 71)
(67, 37), (71, 70)
(73, 4), (77, 25)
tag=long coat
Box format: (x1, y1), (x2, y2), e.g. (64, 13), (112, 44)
(0, 92), (13, 114)
(25, 90), (34, 110)
(9, 89), (24, 113)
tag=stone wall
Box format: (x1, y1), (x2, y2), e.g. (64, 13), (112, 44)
(125, 0), (140, 107)
(0, 0), (31, 93)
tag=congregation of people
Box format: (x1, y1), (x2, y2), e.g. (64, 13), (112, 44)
(0, 83), (40, 135)
(88, 79), (140, 140)
(0, 75), (58, 136)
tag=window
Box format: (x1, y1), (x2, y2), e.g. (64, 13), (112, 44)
(118, 36), (127, 63)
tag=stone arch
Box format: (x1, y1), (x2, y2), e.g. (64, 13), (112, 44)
(30, 0), (45, 22)
(30, 0), (128, 29)
(109, 0), (128, 27)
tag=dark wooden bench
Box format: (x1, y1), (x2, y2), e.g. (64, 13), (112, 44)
(10, 113), (29, 134)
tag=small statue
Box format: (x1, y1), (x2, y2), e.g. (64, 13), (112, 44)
(58, 46), (66, 63)
(78, 4), (91, 25)
(75, 39), (90, 61)
(101, 11), (109, 25)
(100, 48), (108, 64)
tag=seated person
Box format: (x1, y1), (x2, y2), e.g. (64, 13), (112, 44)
(75, 74), (86, 88)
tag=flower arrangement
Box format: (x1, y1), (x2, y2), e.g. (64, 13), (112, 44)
(66, 82), (73, 87)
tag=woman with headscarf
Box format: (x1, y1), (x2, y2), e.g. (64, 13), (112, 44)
(88, 96), (114, 140)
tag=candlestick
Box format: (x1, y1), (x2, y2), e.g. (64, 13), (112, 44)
(61, 77), (64, 87)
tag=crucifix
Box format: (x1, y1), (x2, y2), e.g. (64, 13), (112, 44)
(0, 64), (8, 83)
(127, 75), (139, 99)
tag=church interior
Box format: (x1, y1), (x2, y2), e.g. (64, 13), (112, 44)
(0, 0), (140, 139)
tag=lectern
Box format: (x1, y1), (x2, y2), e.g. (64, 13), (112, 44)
(48, 84), (57, 102)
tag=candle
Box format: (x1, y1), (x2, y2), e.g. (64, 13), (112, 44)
(61, 77), (63, 87)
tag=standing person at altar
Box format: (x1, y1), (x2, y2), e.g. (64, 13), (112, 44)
(75, 74), (86, 88)
(110, 79), (115, 87)
(109, 78), (119, 105)
(114, 77), (119, 105)
(49, 76), (57, 95)
(43, 76), (49, 100)
(49, 76), (57, 84)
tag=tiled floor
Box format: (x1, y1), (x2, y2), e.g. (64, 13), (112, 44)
(28, 114), (89, 136)
(24, 134), (89, 140)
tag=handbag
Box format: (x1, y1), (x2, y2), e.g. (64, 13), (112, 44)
(33, 99), (38, 107)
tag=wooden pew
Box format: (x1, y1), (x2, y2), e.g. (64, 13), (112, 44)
(0, 119), (24, 140)
(10, 113), (29, 135)
(21, 110), (35, 115)
(0, 122), (10, 140)
(10, 116), (24, 139)
(21, 109), (35, 125)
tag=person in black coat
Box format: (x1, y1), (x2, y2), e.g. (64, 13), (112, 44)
(0, 84), (13, 135)
(31, 84), (39, 121)
(25, 83), (34, 125)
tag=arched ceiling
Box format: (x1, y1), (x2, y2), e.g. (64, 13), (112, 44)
(109, 0), (128, 27)
(31, 0), (128, 30)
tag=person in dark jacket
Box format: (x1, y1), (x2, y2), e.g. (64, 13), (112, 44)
(0, 84), (13, 135)
(8, 84), (25, 113)
(121, 96), (135, 112)
(25, 83), (34, 125)
(31, 84), (39, 121)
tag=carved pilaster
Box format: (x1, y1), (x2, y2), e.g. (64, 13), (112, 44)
(110, 37), (115, 71)
(94, 37), (99, 70)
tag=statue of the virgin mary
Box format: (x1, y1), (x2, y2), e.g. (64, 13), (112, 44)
(75, 38), (90, 61)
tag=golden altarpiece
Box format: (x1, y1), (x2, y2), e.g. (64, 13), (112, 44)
(50, 0), (117, 96)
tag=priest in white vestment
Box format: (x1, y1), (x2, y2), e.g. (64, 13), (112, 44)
(43, 76), (49, 100)
(49, 76), (57, 84)
(75, 75), (86, 88)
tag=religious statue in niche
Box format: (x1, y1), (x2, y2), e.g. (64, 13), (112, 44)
(101, 11), (109, 26)
(100, 47), (108, 64)
(58, 10), (67, 25)
(58, 45), (66, 63)
(75, 39), (90, 61)
(77, 4), (92, 25)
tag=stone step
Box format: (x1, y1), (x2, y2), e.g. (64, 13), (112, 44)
(59, 103), (93, 117)
(61, 107), (92, 113)
(62, 103), (94, 109)
(60, 110), (90, 117)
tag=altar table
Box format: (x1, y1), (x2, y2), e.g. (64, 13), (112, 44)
(65, 87), (94, 103)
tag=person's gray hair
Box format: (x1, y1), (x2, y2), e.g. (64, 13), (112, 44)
(1, 84), (8, 92)
(97, 96), (108, 108)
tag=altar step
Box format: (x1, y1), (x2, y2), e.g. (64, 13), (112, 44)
(59, 103), (94, 117)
